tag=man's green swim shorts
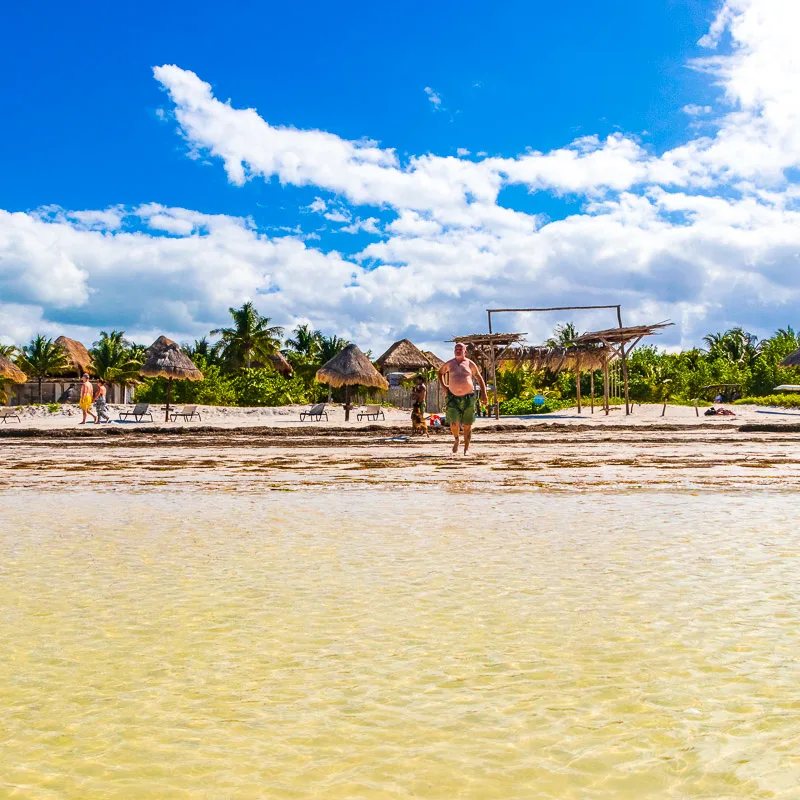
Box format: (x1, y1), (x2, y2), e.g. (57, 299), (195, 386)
(445, 392), (477, 426)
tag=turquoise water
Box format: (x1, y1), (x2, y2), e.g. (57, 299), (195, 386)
(1, 491), (799, 798)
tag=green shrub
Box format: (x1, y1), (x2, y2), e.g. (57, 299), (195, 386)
(231, 369), (310, 406)
(47, 403), (60, 413)
(499, 396), (571, 415)
(734, 394), (800, 408)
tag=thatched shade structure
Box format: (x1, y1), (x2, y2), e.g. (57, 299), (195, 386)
(780, 348), (800, 368)
(375, 339), (435, 375)
(54, 336), (92, 376)
(316, 343), (388, 421)
(0, 354), (27, 384)
(269, 352), (294, 377)
(140, 336), (204, 421)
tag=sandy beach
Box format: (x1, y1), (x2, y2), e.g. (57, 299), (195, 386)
(3, 402), (800, 493)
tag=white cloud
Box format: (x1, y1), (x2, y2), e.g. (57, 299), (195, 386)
(457, 147), (470, 157)
(306, 197), (327, 213)
(323, 209), (351, 223)
(682, 104), (713, 116)
(340, 217), (381, 235)
(424, 87), (442, 110)
(1, 0), (799, 354)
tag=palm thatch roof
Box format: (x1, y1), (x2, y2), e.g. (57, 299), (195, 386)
(140, 336), (204, 381)
(375, 339), (435, 373)
(572, 321), (674, 345)
(422, 350), (445, 369)
(510, 345), (613, 373)
(780, 348), (800, 368)
(55, 336), (91, 375)
(316, 344), (389, 390)
(0, 354), (26, 383)
(269, 352), (294, 377)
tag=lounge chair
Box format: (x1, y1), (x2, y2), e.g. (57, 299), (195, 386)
(170, 405), (201, 422)
(118, 403), (154, 423)
(357, 404), (385, 421)
(300, 403), (328, 421)
(0, 408), (21, 423)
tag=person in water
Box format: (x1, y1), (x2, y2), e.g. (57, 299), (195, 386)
(78, 373), (97, 424)
(94, 378), (111, 424)
(438, 342), (488, 455)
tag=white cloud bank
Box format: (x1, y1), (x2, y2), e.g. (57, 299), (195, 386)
(2, 0), (799, 353)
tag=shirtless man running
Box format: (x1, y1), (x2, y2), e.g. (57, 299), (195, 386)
(438, 343), (489, 454)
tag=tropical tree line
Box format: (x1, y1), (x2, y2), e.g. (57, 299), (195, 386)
(1, 302), (351, 406)
(4, 312), (800, 409)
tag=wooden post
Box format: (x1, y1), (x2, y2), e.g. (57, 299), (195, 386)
(576, 365), (582, 413)
(694, 398), (699, 417)
(616, 306), (631, 416)
(344, 384), (351, 421)
(603, 359), (609, 415)
(590, 371), (594, 414)
(165, 377), (172, 422)
(488, 312), (500, 419)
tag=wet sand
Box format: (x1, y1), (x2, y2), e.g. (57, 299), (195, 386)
(2, 422), (799, 493)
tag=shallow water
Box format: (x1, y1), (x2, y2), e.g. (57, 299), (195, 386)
(1, 490), (799, 798)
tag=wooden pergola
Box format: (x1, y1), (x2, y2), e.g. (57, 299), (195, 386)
(572, 321), (674, 415)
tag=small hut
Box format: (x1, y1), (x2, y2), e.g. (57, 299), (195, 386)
(780, 349), (800, 368)
(316, 344), (389, 421)
(55, 336), (92, 376)
(140, 336), (204, 421)
(375, 339), (436, 377)
(422, 351), (445, 369)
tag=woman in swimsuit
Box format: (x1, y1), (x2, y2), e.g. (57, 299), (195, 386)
(78, 374), (97, 424)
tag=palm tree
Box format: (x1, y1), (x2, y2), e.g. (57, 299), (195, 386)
(285, 324), (321, 360)
(317, 334), (349, 364)
(211, 302), (284, 370)
(547, 322), (579, 348)
(19, 335), (68, 403)
(91, 330), (142, 384)
(316, 334), (350, 401)
(0, 343), (18, 359)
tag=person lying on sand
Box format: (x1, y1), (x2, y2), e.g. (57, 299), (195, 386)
(438, 342), (489, 455)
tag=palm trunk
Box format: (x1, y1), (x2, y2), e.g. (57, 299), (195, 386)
(38, 377), (43, 404)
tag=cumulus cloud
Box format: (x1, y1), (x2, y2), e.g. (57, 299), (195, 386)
(2, 0), (799, 353)
(424, 87), (442, 110)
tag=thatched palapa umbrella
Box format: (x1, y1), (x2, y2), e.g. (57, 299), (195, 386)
(0, 354), (27, 385)
(140, 336), (204, 421)
(316, 343), (389, 421)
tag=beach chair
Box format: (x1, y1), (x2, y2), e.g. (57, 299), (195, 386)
(357, 404), (385, 421)
(300, 403), (328, 421)
(118, 403), (154, 423)
(0, 408), (21, 423)
(169, 405), (201, 422)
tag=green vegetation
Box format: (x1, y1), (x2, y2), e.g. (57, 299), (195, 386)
(18, 335), (68, 403)
(493, 325), (800, 412)
(6, 313), (800, 411)
(47, 402), (60, 413)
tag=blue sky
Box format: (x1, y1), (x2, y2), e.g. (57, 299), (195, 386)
(1, 0), (798, 354)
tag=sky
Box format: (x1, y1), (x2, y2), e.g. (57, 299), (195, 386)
(1, 0), (798, 356)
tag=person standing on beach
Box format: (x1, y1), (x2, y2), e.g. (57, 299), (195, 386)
(410, 376), (428, 436)
(438, 343), (488, 455)
(78, 373), (97, 424)
(94, 378), (111, 424)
